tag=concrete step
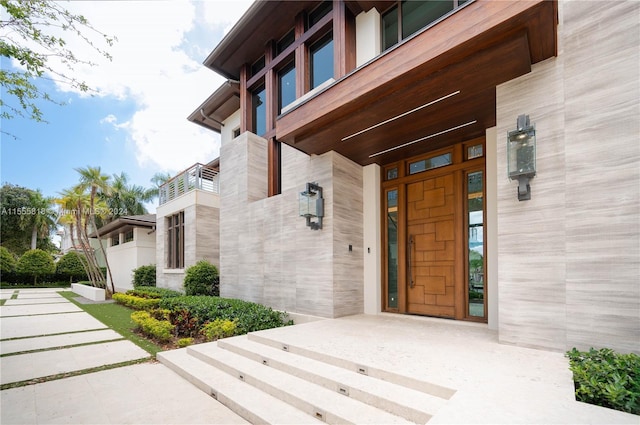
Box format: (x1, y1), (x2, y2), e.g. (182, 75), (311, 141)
(218, 335), (445, 423)
(158, 349), (323, 425)
(248, 332), (456, 400)
(188, 342), (415, 425)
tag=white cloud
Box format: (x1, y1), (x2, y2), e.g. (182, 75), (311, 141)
(100, 114), (117, 125)
(42, 0), (253, 173)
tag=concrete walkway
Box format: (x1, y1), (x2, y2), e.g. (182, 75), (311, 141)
(0, 288), (247, 424)
(1, 288), (637, 424)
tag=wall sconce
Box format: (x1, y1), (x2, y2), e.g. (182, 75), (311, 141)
(299, 182), (324, 230)
(508, 114), (536, 201)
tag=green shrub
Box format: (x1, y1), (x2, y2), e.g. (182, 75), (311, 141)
(112, 293), (160, 310)
(566, 347), (640, 414)
(55, 252), (88, 283)
(183, 260), (219, 296)
(127, 287), (182, 299)
(177, 337), (193, 348)
(1, 247), (18, 282)
(17, 249), (55, 284)
(202, 319), (237, 341)
(131, 310), (174, 342)
(159, 296), (292, 335)
(132, 264), (156, 288)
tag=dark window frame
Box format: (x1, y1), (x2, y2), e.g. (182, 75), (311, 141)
(123, 229), (134, 243)
(381, 0), (470, 51)
(166, 211), (184, 269)
(309, 31), (334, 89)
(278, 60), (297, 114)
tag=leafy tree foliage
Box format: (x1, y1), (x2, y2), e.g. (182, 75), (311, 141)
(0, 183), (56, 255)
(55, 251), (87, 282)
(0, 0), (115, 130)
(16, 248), (55, 284)
(183, 260), (219, 296)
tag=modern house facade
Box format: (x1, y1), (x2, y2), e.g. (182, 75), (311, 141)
(188, 0), (639, 354)
(90, 214), (156, 292)
(155, 161), (220, 291)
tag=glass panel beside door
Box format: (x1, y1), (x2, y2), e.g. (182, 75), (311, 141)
(386, 189), (399, 309)
(467, 171), (485, 318)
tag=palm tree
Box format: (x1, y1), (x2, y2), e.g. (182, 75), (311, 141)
(148, 172), (172, 202)
(23, 190), (57, 250)
(56, 187), (104, 287)
(106, 172), (153, 218)
(75, 166), (115, 294)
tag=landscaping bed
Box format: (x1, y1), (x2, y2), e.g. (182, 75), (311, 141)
(112, 287), (293, 350)
(566, 347), (640, 415)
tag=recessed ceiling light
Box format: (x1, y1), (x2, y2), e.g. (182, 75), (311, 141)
(341, 90), (461, 142)
(369, 120), (477, 158)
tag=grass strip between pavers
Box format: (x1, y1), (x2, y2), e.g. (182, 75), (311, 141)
(0, 338), (126, 357)
(59, 291), (164, 357)
(0, 358), (152, 390)
(1, 328), (109, 342)
(0, 310), (86, 318)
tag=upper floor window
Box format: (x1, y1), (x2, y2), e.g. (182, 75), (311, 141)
(382, 0), (469, 51)
(277, 29), (295, 55)
(124, 229), (134, 243)
(111, 235), (119, 247)
(251, 56), (265, 77)
(310, 33), (333, 89)
(252, 86), (267, 136)
(308, 1), (332, 28)
(278, 62), (296, 113)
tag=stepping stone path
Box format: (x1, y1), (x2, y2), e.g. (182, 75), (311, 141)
(0, 288), (150, 387)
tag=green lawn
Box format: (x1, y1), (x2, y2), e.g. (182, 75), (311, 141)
(60, 291), (164, 356)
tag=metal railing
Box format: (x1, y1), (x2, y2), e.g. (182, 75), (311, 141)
(158, 163), (219, 205)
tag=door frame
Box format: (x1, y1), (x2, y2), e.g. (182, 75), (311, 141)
(381, 137), (486, 322)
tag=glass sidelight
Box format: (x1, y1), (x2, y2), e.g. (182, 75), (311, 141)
(386, 189), (399, 309)
(467, 171), (485, 318)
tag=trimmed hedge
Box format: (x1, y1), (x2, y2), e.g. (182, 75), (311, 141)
(112, 293), (160, 310)
(132, 264), (156, 288)
(183, 260), (219, 296)
(567, 347), (640, 414)
(159, 296), (292, 335)
(131, 310), (174, 342)
(127, 287), (182, 299)
(202, 319), (237, 341)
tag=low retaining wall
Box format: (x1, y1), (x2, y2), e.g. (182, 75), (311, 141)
(71, 283), (105, 301)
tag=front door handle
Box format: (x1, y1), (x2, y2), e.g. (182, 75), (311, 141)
(407, 235), (415, 288)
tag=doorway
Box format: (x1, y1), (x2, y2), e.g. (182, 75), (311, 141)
(382, 139), (486, 322)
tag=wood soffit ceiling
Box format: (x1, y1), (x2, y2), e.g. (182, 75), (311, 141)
(204, 1), (399, 79)
(276, 0), (558, 166)
(188, 81), (240, 133)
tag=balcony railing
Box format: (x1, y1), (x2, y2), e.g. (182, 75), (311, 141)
(159, 163), (219, 205)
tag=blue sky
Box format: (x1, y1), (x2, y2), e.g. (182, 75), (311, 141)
(1, 1), (252, 202)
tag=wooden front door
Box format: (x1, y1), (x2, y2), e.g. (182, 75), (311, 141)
(406, 173), (460, 318)
(382, 139), (486, 322)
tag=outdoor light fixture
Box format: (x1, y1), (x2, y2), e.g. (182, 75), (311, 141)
(508, 114), (536, 201)
(299, 182), (324, 230)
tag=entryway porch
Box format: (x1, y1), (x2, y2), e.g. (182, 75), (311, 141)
(158, 313), (636, 424)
